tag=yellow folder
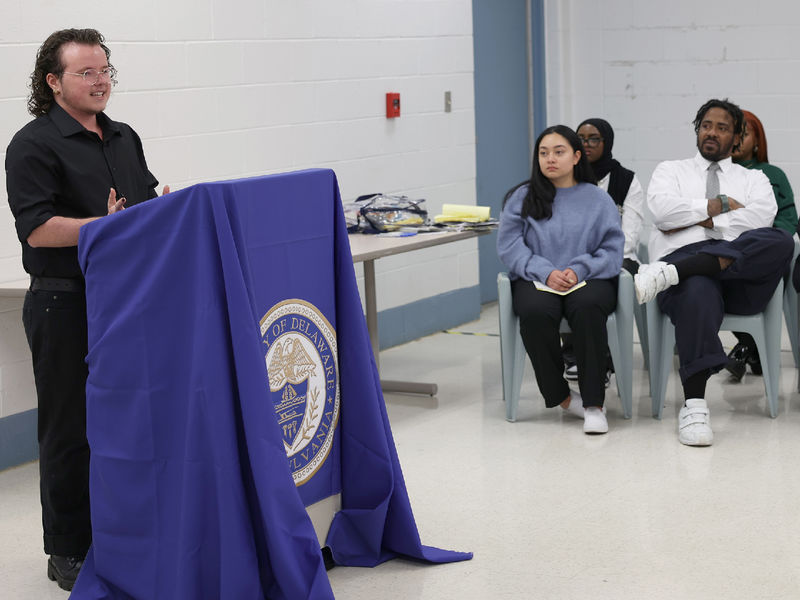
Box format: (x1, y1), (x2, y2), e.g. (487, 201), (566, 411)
(433, 204), (491, 223)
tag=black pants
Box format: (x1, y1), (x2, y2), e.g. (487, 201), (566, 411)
(657, 227), (793, 382)
(512, 278), (617, 408)
(23, 289), (91, 557)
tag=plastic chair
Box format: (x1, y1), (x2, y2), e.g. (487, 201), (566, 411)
(498, 271), (634, 422)
(646, 279), (784, 419)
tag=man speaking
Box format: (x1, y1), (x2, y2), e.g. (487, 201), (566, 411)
(5, 28), (167, 591)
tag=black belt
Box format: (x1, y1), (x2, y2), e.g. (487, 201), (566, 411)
(29, 276), (85, 293)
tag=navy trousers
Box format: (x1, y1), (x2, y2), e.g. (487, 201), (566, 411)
(512, 278), (617, 408)
(657, 227), (794, 382)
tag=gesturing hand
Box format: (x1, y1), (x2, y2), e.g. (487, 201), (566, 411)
(107, 187), (125, 214)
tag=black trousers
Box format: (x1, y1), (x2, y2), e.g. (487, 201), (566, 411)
(657, 227), (794, 382)
(23, 289), (91, 557)
(512, 278), (617, 408)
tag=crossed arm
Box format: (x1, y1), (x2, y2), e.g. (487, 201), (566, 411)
(660, 195), (745, 234)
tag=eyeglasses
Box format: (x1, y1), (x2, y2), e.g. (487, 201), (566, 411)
(578, 136), (603, 148)
(62, 67), (118, 85)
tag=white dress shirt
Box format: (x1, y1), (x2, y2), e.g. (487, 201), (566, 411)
(647, 152), (777, 261)
(597, 172), (644, 262)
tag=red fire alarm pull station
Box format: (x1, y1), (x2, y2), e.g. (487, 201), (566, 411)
(386, 92), (400, 118)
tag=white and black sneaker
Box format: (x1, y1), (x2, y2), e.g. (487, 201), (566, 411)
(565, 363), (578, 380)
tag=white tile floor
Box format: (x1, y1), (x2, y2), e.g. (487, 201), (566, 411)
(4, 303), (800, 599)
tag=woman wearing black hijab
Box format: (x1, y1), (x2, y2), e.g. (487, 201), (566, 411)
(577, 118), (644, 275)
(563, 118), (644, 381)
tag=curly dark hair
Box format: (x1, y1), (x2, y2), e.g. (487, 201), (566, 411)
(503, 125), (597, 221)
(692, 98), (745, 148)
(27, 28), (111, 117)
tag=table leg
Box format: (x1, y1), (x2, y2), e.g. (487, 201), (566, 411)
(380, 380), (438, 395)
(363, 259), (380, 370)
(362, 259), (438, 396)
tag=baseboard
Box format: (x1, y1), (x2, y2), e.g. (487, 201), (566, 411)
(0, 408), (37, 471)
(378, 285), (481, 349)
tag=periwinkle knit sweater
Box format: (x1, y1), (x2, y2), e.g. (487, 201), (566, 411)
(497, 182), (624, 284)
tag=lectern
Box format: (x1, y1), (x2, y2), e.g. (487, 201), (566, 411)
(72, 170), (470, 599)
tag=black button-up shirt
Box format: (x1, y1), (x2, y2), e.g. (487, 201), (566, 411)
(6, 104), (158, 278)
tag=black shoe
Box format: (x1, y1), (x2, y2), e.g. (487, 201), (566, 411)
(724, 343), (748, 381)
(47, 555), (83, 591)
(746, 349), (763, 375)
(321, 546), (336, 571)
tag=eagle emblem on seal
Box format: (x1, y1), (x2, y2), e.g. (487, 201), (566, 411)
(268, 338), (318, 451)
(260, 300), (340, 485)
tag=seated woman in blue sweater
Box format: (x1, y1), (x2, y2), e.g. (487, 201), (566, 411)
(497, 125), (624, 434)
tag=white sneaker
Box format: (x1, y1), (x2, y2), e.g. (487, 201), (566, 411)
(634, 261), (679, 304)
(678, 398), (713, 446)
(584, 407), (609, 434)
(561, 389), (584, 419)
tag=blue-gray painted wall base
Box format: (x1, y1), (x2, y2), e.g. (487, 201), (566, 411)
(378, 285), (481, 350)
(0, 408), (37, 471)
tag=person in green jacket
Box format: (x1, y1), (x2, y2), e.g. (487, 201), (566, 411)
(726, 109), (798, 380)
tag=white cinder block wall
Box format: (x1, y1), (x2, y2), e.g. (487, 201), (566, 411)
(0, 0), (477, 423)
(545, 0), (800, 207)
